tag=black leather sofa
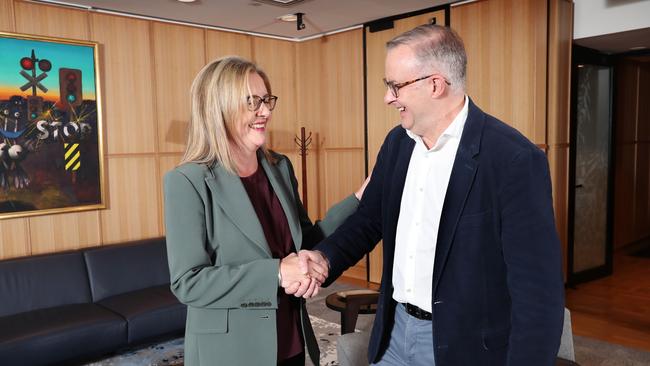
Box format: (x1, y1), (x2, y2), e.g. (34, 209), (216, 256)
(0, 238), (186, 366)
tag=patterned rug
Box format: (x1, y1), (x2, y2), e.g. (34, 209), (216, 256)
(85, 315), (342, 366)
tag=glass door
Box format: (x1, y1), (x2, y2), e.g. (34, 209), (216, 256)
(567, 46), (614, 285)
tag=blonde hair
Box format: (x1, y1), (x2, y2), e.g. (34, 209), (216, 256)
(180, 56), (274, 174)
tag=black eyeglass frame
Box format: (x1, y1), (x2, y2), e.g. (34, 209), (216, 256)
(383, 74), (451, 98)
(247, 94), (278, 112)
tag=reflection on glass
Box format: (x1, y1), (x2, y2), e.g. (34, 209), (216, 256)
(574, 65), (611, 272)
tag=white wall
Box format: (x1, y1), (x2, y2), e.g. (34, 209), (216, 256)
(574, 0), (650, 39)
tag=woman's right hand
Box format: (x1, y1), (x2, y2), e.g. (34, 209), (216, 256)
(280, 253), (319, 298)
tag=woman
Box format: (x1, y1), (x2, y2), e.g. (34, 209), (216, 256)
(164, 56), (367, 366)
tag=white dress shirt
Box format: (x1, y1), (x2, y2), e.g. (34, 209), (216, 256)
(392, 96), (469, 312)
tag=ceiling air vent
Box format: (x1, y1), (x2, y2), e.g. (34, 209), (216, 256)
(253, 0), (308, 7)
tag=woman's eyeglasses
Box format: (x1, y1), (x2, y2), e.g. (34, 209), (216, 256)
(247, 95), (278, 111)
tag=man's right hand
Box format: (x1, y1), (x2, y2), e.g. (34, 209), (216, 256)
(281, 250), (330, 298)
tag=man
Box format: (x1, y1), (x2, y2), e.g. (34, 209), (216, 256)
(294, 24), (565, 365)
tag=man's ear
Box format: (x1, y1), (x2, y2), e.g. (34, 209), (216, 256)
(432, 77), (447, 97)
(431, 78), (441, 97)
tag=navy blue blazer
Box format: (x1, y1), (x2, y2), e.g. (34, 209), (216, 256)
(316, 99), (565, 366)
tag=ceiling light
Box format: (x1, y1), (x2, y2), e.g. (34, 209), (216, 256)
(254, 0), (307, 6)
(629, 46), (647, 51)
(278, 13), (298, 22)
(278, 13), (305, 30)
(177, 0), (196, 3)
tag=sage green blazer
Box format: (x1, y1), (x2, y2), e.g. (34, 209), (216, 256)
(163, 151), (359, 366)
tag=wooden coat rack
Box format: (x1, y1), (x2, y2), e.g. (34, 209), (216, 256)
(294, 127), (312, 212)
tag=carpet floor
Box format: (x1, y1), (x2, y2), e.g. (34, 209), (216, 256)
(87, 282), (650, 366)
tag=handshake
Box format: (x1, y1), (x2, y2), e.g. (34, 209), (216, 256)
(279, 250), (329, 298)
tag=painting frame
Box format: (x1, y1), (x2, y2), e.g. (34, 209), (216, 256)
(0, 31), (105, 220)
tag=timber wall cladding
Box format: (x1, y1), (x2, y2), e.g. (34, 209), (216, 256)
(0, 0), (365, 259)
(451, 0), (573, 278)
(614, 59), (650, 249)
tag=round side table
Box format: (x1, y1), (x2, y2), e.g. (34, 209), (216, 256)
(325, 290), (379, 334)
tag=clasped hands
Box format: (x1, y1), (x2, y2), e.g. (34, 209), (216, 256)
(279, 250), (329, 298)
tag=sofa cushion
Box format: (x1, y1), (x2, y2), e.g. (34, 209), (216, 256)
(0, 251), (92, 318)
(84, 238), (170, 302)
(98, 285), (186, 344)
(0, 303), (126, 366)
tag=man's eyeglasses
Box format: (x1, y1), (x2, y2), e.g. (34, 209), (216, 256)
(383, 75), (451, 98)
(247, 95), (278, 112)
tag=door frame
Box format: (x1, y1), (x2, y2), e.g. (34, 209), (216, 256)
(567, 45), (616, 286)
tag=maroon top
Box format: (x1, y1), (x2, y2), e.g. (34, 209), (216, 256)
(240, 166), (303, 362)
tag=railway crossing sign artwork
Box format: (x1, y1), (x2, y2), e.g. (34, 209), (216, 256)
(0, 32), (104, 219)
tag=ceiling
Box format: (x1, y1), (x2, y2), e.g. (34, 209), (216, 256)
(574, 27), (650, 55)
(36, 0), (454, 40)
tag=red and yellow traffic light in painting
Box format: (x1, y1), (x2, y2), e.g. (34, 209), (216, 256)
(58, 68), (82, 108)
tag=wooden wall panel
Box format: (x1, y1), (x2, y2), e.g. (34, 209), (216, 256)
(100, 157), (160, 244)
(547, 0), (573, 146)
(451, 0), (547, 143)
(90, 14), (155, 155)
(365, 10), (446, 283)
(206, 30), (253, 61)
(613, 60), (650, 248)
(253, 38), (297, 150)
(0, 0), (15, 32)
(295, 38), (322, 136)
(321, 30), (365, 149)
(548, 145), (569, 273)
(14, 2), (88, 40)
(547, 0), (573, 277)
(613, 61), (637, 248)
(323, 150), (364, 212)
(634, 63), (650, 240)
(153, 23), (206, 153)
(319, 29), (365, 221)
(614, 145), (636, 247)
(293, 30), (365, 223)
(638, 64), (650, 142)
(295, 38), (324, 218)
(636, 144), (650, 239)
(158, 154), (183, 234)
(324, 150), (366, 280)
(0, 219), (30, 259)
(29, 211), (101, 254)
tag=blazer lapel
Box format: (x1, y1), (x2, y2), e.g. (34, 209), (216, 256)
(433, 99), (483, 293)
(260, 155), (303, 250)
(205, 164), (271, 257)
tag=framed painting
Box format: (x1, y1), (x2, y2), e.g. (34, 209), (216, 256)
(0, 32), (105, 219)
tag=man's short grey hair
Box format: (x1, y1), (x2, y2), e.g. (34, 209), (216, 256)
(387, 24), (467, 92)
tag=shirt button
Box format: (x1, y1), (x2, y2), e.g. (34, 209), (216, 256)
(407, 289), (412, 293)
(419, 187), (423, 192)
